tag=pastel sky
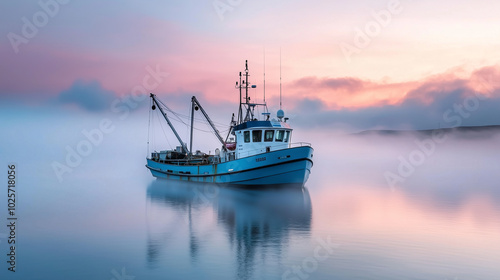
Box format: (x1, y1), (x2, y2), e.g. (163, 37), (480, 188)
(2, 0), (500, 130)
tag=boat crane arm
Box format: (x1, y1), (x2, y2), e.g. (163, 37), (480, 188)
(191, 96), (227, 151)
(150, 93), (189, 154)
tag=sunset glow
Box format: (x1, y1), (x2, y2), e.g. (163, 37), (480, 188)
(2, 0), (500, 123)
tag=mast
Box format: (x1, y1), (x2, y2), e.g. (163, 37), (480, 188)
(234, 61), (263, 124)
(244, 60), (250, 122)
(245, 60), (249, 107)
(235, 61), (250, 124)
(191, 96), (226, 150)
(280, 48), (282, 110)
(189, 100), (195, 156)
(150, 93), (189, 154)
(238, 71), (242, 123)
(263, 49), (266, 104)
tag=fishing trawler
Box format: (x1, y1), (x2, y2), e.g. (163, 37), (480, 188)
(145, 61), (313, 186)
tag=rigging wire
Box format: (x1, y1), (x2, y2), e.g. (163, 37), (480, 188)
(172, 109), (228, 127)
(154, 99), (230, 133)
(156, 98), (229, 127)
(154, 108), (173, 150)
(186, 105), (191, 147)
(149, 97), (232, 154)
(147, 98), (151, 156)
(156, 98), (188, 125)
(168, 116), (230, 134)
(150, 103), (230, 150)
(151, 106), (155, 151)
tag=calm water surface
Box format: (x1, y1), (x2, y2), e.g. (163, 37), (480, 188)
(1, 116), (499, 279)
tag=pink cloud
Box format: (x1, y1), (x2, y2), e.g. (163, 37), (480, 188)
(283, 64), (500, 110)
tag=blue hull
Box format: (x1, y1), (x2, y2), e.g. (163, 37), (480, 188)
(146, 146), (313, 187)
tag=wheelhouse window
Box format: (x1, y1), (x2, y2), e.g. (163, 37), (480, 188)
(275, 130), (284, 142)
(244, 131), (250, 143)
(284, 131), (290, 142)
(264, 130), (274, 142)
(252, 130), (262, 142)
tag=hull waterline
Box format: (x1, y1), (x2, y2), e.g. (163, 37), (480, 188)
(146, 146), (313, 187)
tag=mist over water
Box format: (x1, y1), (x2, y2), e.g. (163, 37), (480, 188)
(1, 113), (499, 280)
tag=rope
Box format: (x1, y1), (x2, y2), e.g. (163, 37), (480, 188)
(155, 100), (229, 134)
(154, 109), (173, 150)
(147, 98), (151, 156)
(149, 98), (232, 152)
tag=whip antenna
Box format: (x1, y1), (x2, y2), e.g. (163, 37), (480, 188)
(263, 47), (266, 104)
(280, 48), (282, 110)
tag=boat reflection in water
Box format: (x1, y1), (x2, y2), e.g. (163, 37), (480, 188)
(145, 180), (312, 279)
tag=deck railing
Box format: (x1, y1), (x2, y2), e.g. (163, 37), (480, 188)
(236, 142), (312, 158)
(150, 142), (313, 164)
(290, 142), (312, 148)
